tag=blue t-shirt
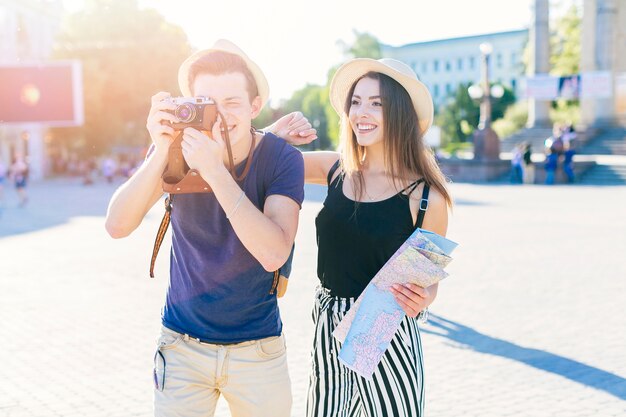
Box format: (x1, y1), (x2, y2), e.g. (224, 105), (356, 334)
(162, 133), (304, 343)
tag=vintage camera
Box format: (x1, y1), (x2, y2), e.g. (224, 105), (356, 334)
(161, 96), (218, 189)
(165, 96), (217, 131)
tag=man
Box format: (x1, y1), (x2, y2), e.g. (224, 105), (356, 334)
(105, 39), (311, 417)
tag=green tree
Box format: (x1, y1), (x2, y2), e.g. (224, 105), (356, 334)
(550, 4), (581, 76)
(550, 4), (581, 123)
(338, 30), (382, 59)
(324, 31), (382, 146)
(282, 84), (332, 149)
(436, 82), (516, 145)
(436, 82), (480, 145)
(275, 30), (382, 150)
(519, 4), (582, 129)
(51, 0), (191, 156)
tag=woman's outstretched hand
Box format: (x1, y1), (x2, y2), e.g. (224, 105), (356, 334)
(265, 111), (318, 145)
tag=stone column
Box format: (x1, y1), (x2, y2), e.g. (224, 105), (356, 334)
(580, 0), (597, 128)
(596, 0), (617, 125)
(23, 124), (46, 181)
(527, 0), (551, 128)
(581, 0), (620, 127)
(617, 0), (626, 125)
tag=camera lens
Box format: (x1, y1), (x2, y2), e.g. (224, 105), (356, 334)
(174, 103), (196, 123)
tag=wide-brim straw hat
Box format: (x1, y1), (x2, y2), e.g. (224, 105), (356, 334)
(329, 58), (433, 134)
(177, 39), (269, 109)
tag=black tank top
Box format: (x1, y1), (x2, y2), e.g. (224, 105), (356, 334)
(315, 161), (429, 298)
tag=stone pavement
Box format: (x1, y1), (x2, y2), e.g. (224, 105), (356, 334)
(1, 178), (625, 417)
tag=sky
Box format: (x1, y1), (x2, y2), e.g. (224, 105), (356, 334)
(65, 0), (579, 105)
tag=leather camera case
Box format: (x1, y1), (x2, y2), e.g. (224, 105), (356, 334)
(162, 105), (218, 194)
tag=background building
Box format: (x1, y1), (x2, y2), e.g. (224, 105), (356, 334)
(0, 0), (63, 179)
(382, 29), (528, 109)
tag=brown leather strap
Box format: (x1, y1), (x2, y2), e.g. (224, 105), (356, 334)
(217, 110), (255, 181)
(269, 270), (280, 295)
(151, 116), (257, 278)
(162, 131), (186, 185)
(149, 196), (172, 278)
(233, 129), (256, 181)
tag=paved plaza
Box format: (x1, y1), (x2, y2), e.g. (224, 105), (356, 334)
(0, 178), (625, 417)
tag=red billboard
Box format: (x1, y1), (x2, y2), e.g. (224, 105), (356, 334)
(0, 61), (83, 126)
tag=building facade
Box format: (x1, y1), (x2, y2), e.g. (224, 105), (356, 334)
(0, 0), (63, 180)
(381, 29), (528, 109)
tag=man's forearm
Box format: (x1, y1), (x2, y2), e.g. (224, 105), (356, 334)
(208, 166), (296, 272)
(105, 150), (167, 238)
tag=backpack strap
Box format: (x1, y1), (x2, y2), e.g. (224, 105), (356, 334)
(326, 159), (341, 185)
(415, 184), (430, 229)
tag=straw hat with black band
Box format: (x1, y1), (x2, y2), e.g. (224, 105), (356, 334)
(329, 58), (434, 135)
(177, 39), (270, 110)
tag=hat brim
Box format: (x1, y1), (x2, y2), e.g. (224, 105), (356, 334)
(329, 58), (434, 134)
(177, 40), (269, 110)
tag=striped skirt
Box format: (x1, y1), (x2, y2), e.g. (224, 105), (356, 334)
(306, 286), (425, 417)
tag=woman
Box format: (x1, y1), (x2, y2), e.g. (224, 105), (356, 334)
(285, 58), (452, 416)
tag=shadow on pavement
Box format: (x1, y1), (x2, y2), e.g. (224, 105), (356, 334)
(423, 314), (626, 400)
(0, 179), (118, 238)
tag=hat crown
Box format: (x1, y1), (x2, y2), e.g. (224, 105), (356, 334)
(376, 58), (417, 80)
(211, 39), (249, 60)
(177, 39), (270, 109)
(329, 57), (434, 134)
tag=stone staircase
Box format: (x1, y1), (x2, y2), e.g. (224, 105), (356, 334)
(500, 126), (600, 154)
(500, 128), (554, 153)
(578, 127), (626, 156)
(579, 163), (626, 185)
(497, 126), (626, 185)
(577, 128), (626, 185)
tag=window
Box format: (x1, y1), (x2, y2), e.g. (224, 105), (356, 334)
(469, 56), (475, 70)
(445, 83), (452, 95)
(433, 84), (440, 97)
(496, 53), (502, 68)
(445, 61), (451, 71)
(433, 60), (439, 72)
(511, 79), (517, 90)
(511, 52), (517, 66)
(457, 58), (463, 70)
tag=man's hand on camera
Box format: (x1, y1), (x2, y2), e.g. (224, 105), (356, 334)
(266, 112), (318, 146)
(146, 92), (178, 153)
(181, 123), (225, 182)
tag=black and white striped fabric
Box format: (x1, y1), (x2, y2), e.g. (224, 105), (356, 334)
(306, 287), (425, 417)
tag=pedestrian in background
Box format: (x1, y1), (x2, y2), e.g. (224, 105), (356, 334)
(544, 149), (558, 185)
(546, 123), (564, 156)
(101, 156), (117, 183)
(0, 157), (6, 207)
(522, 142), (535, 184)
(563, 140), (576, 183)
(10, 154), (29, 207)
(510, 143), (524, 184)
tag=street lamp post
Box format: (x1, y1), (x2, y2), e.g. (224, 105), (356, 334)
(479, 42), (493, 130)
(468, 42), (503, 161)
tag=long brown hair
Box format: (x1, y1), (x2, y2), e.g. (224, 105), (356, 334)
(339, 72), (452, 208)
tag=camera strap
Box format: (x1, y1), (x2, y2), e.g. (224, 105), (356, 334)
(150, 120), (257, 278)
(150, 195), (172, 278)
